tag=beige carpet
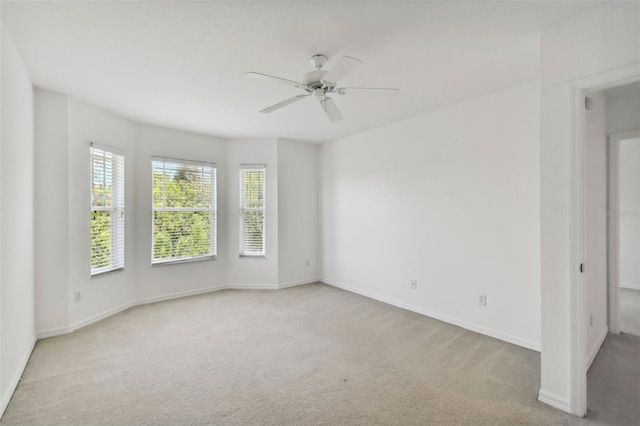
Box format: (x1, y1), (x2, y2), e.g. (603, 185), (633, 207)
(587, 332), (640, 425)
(620, 288), (640, 337)
(0, 283), (634, 425)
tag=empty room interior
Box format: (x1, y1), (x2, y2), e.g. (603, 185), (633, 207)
(1, 1), (639, 425)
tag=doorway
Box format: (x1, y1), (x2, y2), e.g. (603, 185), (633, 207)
(582, 81), (640, 424)
(608, 129), (640, 336)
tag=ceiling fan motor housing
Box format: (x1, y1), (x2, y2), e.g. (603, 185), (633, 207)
(303, 69), (335, 92)
(311, 89), (326, 100)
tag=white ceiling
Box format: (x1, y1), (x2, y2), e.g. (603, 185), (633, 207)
(2, 1), (598, 143)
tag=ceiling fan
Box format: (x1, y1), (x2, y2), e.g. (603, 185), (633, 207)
(246, 54), (399, 122)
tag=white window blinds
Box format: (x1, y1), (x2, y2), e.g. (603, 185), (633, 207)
(239, 165), (266, 256)
(90, 143), (125, 276)
(152, 157), (217, 264)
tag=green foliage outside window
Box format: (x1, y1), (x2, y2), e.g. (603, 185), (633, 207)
(91, 211), (112, 269)
(152, 161), (215, 262)
(153, 211), (211, 260)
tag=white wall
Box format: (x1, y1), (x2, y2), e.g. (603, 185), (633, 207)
(1, 16), (3, 417)
(34, 94), (231, 331)
(539, 2), (640, 414)
(32, 90), (320, 338)
(618, 139), (640, 289)
(133, 123), (228, 300)
(34, 90), (69, 334)
(605, 85), (640, 135)
(226, 139), (279, 286)
(320, 81), (541, 350)
(35, 94), (138, 335)
(1, 25), (35, 415)
(277, 139), (318, 287)
(584, 90), (608, 365)
(66, 99), (137, 327)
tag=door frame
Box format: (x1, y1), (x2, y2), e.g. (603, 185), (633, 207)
(608, 129), (640, 334)
(568, 63), (640, 416)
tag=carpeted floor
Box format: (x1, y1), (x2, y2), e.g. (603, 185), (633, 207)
(1, 283), (637, 425)
(587, 332), (640, 425)
(620, 288), (640, 337)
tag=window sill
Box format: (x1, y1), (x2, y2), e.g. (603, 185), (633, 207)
(239, 254), (267, 259)
(152, 255), (217, 267)
(91, 267), (124, 278)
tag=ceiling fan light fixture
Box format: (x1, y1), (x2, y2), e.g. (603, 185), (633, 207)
(310, 54), (327, 70)
(312, 88), (326, 100)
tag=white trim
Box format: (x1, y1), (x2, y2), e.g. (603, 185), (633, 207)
(150, 156), (216, 168)
(620, 283), (640, 291)
(323, 279), (540, 351)
(568, 85), (588, 417)
(586, 326), (608, 371)
(608, 134), (622, 334)
(35, 282), (319, 339)
(36, 325), (73, 340)
(151, 254), (217, 266)
(36, 284), (227, 339)
(1, 338), (36, 418)
(278, 278), (318, 289)
(573, 63), (640, 92)
(228, 283), (279, 290)
(68, 301), (133, 332)
(134, 284), (227, 306)
(90, 141), (124, 156)
(538, 390), (571, 413)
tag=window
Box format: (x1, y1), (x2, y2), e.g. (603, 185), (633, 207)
(152, 157), (217, 264)
(90, 143), (125, 276)
(239, 165), (266, 256)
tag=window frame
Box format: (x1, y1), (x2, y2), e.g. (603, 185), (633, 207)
(151, 156), (217, 265)
(90, 143), (125, 277)
(239, 164), (267, 257)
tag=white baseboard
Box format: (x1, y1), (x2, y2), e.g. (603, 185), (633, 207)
(1, 338), (36, 419)
(68, 301), (134, 333)
(135, 284), (227, 305)
(538, 389), (570, 413)
(322, 279), (541, 352)
(620, 282), (640, 291)
(35, 280), (318, 340)
(278, 278), (319, 289)
(36, 325), (73, 340)
(37, 284), (228, 340)
(228, 279), (319, 290)
(586, 326), (609, 371)
(228, 283), (279, 290)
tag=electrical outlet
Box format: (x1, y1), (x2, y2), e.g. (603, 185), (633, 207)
(74, 291), (82, 303)
(410, 279), (417, 290)
(479, 295), (487, 306)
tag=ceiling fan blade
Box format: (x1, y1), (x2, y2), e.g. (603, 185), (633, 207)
(260, 95), (309, 113)
(320, 97), (343, 122)
(335, 87), (399, 95)
(246, 72), (303, 88)
(322, 56), (362, 85)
